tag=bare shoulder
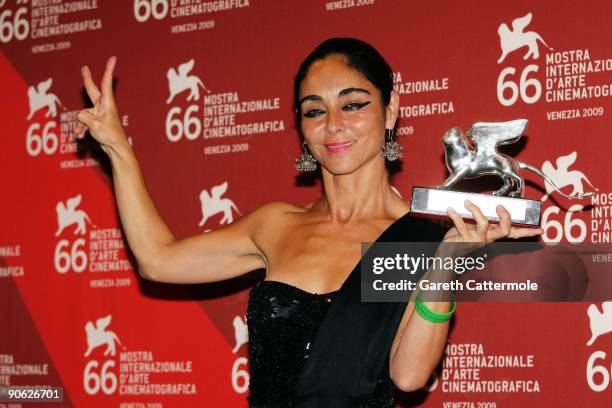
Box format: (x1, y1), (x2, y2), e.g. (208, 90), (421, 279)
(244, 200), (308, 233)
(254, 200), (306, 216)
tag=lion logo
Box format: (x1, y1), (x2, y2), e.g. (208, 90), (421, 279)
(84, 315), (124, 357)
(55, 194), (94, 236)
(198, 181), (241, 227)
(497, 13), (552, 64)
(27, 78), (65, 120)
(232, 315), (249, 353)
(166, 59), (209, 104)
(541, 151), (598, 201)
(439, 119), (594, 200)
(587, 301), (612, 346)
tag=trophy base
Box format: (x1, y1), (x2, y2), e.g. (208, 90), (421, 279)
(410, 187), (541, 226)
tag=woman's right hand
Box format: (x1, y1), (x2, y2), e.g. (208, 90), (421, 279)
(74, 56), (128, 155)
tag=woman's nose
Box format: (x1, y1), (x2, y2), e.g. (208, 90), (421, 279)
(325, 108), (346, 135)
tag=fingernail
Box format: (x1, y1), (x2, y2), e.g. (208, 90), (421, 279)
(465, 199), (472, 206)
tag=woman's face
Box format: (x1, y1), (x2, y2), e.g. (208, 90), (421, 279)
(298, 54), (399, 175)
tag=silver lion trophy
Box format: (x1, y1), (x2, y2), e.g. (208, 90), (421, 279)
(410, 119), (595, 226)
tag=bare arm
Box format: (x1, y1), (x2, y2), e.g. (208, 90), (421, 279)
(389, 203), (543, 391)
(105, 141), (269, 283)
(388, 267), (452, 392)
(75, 57), (267, 284)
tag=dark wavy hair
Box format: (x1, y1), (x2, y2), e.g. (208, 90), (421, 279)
(293, 37), (394, 123)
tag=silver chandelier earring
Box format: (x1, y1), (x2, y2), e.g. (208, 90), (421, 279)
(381, 128), (403, 161)
(295, 141), (317, 171)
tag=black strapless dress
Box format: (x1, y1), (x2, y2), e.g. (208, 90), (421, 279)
(246, 280), (396, 407)
(245, 212), (448, 407)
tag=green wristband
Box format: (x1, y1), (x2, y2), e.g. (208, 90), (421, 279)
(415, 290), (456, 323)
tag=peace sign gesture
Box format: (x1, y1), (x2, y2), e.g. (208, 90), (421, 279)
(74, 56), (128, 155)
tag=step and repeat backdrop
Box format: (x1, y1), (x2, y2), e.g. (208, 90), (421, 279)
(1, 0), (612, 406)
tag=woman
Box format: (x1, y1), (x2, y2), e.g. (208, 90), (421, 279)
(74, 38), (542, 407)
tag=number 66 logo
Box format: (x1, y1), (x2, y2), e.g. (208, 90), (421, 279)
(54, 239), (88, 273)
(541, 204), (587, 244)
(84, 360), (118, 395)
(497, 64), (542, 106)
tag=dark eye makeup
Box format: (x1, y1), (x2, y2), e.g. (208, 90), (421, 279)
(302, 101), (371, 118)
(303, 108), (325, 118)
(343, 101), (371, 111)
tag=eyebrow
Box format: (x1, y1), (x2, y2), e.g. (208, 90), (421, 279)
(298, 87), (371, 107)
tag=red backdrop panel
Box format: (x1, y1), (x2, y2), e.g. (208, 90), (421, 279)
(1, 0), (611, 406)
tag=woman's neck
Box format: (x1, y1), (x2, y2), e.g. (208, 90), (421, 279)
(315, 157), (403, 223)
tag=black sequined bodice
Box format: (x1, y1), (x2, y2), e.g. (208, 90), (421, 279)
(246, 280), (396, 407)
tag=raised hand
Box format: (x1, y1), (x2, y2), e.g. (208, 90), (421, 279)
(444, 199), (543, 244)
(74, 56), (128, 155)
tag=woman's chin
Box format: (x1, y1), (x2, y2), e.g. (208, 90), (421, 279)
(321, 161), (360, 176)
(320, 151), (382, 175)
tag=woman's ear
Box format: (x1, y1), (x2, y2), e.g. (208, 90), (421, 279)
(385, 90), (400, 129)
